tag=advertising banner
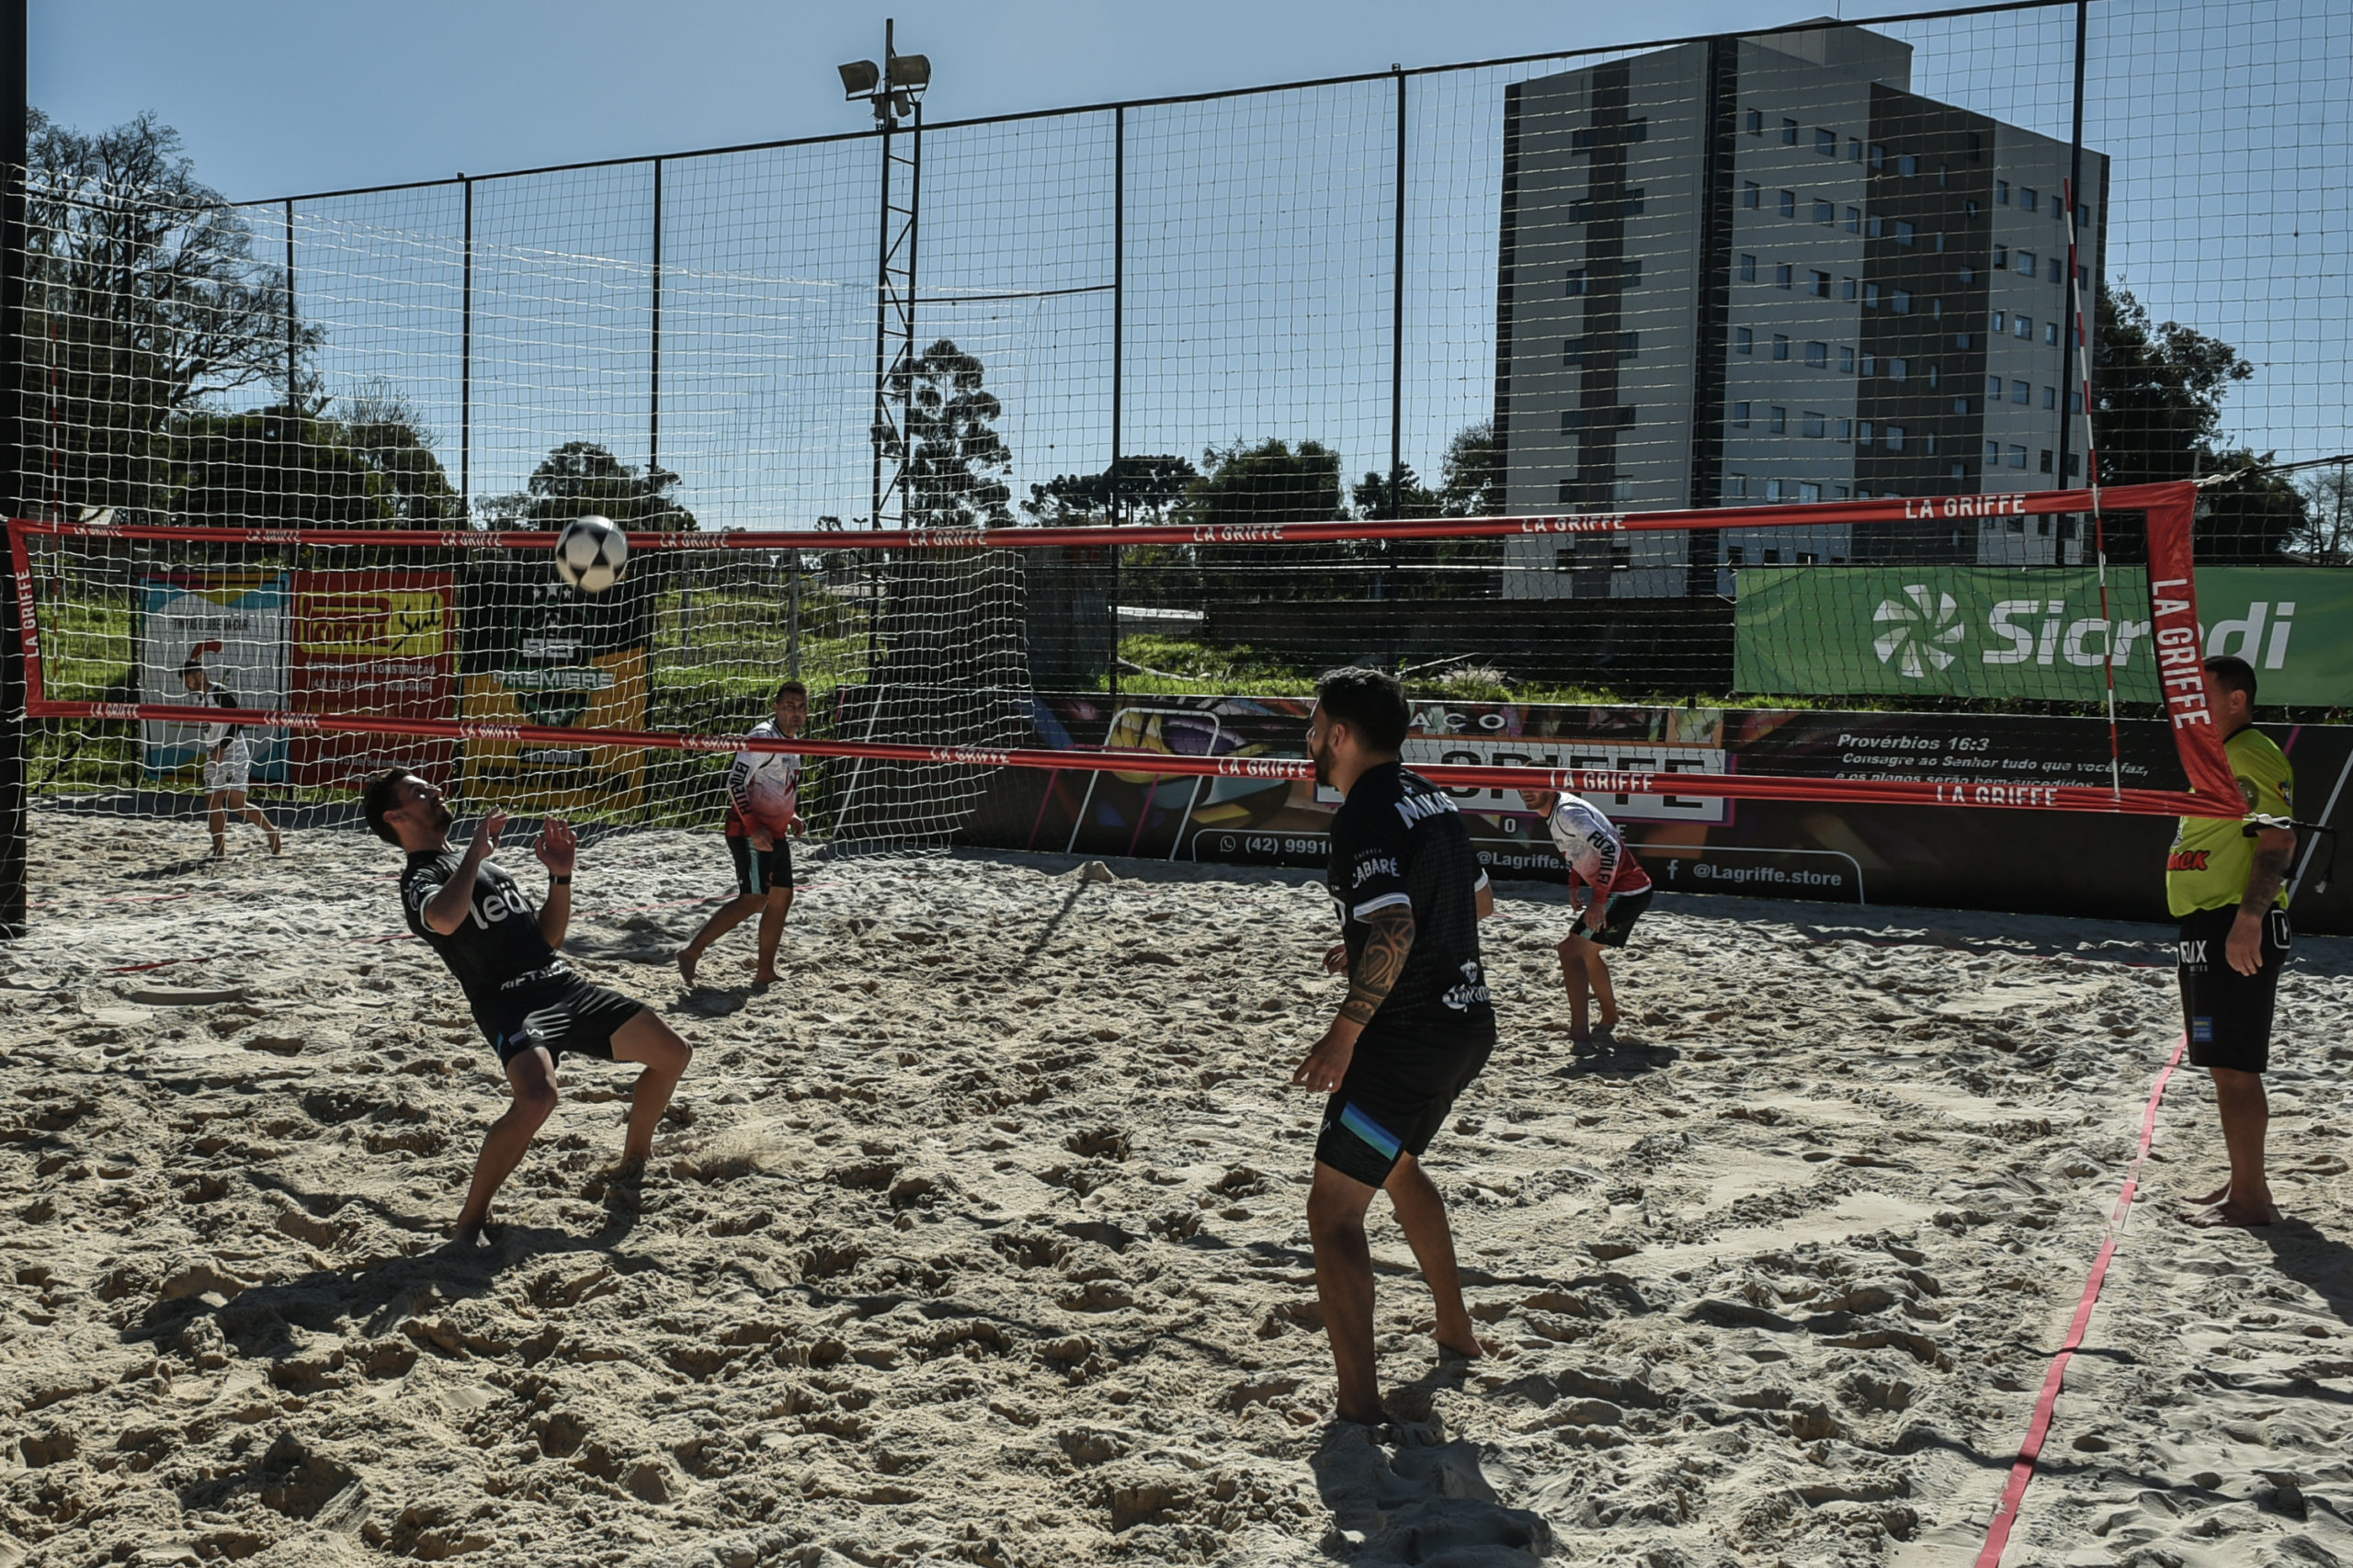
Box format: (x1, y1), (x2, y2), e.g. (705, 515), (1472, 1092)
(288, 570), (459, 789)
(456, 559), (654, 812)
(138, 573), (289, 780)
(1734, 566), (2353, 705)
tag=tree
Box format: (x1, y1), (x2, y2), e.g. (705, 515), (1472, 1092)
(2093, 288), (2304, 561)
(339, 381), (459, 524)
(483, 441), (697, 532)
(1352, 464), (1438, 520)
(20, 109), (313, 522)
(891, 338), (1013, 528)
(2289, 466), (2353, 564)
(173, 405), (395, 528)
(1184, 438), (1344, 528)
(1435, 421), (1504, 518)
(1020, 453), (1198, 525)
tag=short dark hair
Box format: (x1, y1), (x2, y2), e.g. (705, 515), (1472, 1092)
(361, 767), (415, 845)
(774, 678), (808, 701)
(1316, 665), (1410, 754)
(2205, 654), (2257, 703)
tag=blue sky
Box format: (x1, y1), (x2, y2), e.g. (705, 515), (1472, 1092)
(30, 1), (2348, 525)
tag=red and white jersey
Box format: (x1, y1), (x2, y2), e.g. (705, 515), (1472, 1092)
(724, 718), (801, 838)
(1545, 792), (1652, 897)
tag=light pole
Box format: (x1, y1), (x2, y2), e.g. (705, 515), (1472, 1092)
(839, 22), (930, 535)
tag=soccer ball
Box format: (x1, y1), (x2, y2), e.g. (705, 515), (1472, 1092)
(553, 515), (628, 594)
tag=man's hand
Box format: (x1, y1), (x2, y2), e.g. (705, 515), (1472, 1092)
(2227, 908), (2266, 976)
(535, 817), (576, 878)
(750, 829), (774, 853)
(1292, 1021), (1359, 1094)
(470, 807), (507, 861)
(1323, 942), (1348, 974)
(788, 812), (806, 841)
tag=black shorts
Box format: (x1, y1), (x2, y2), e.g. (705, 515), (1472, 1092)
(2177, 904), (2291, 1074)
(727, 834), (793, 898)
(1574, 885), (1654, 949)
(1316, 1030), (1495, 1188)
(483, 976), (644, 1071)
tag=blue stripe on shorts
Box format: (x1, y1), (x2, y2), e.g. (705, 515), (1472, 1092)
(1337, 1101), (1403, 1162)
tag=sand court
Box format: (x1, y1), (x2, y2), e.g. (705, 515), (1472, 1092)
(5, 813), (2352, 1565)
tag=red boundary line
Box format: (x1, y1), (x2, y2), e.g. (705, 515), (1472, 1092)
(1973, 1031), (2188, 1567)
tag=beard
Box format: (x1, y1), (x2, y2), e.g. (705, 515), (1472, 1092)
(1311, 733), (1335, 788)
(428, 797), (454, 833)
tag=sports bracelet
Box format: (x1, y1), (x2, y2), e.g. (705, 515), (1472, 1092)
(551, 876), (573, 885)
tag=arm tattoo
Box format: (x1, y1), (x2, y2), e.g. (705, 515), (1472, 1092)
(2241, 835), (2294, 915)
(1340, 907), (1415, 1027)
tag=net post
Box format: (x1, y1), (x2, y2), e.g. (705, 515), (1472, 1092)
(0, 0), (23, 940)
(1108, 102), (1125, 710)
(1389, 66), (1406, 519)
(2055, 0), (2088, 502)
(460, 176), (473, 520)
(649, 156), (663, 477)
(283, 199), (297, 409)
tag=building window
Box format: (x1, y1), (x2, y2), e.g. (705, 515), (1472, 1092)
(1726, 540), (1745, 559)
(1562, 409), (1585, 434)
(2068, 452), (2083, 475)
(1892, 290), (1913, 313)
(2020, 186), (2039, 211)
(1837, 417), (1853, 440)
(1937, 162), (1949, 187)
(2011, 380), (2030, 404)
(2045, 320), (2061, 345)
(1927, 364), (1940, 388)
(1571, 128), (1596, 153)
(1959, 265), (1977, 283)
(1954, 397), (1972, 415)
(2071, 389), (2085, 413)
(1838, 346), (1856, 372)
(1965, 199), (1980, 217)
(1556, 481), (1577, 506)
(1727, 476), (1747, 501)
(1996, 179), (2010, 205)
(1743, 180), (1761, 209)
(1848, 137), (1862, 161)
(1735, 327), (1754, 355)
(1765, 483), (1785, 506)
(1772, 335), (1790, 361)
(1986, 376), (2003, 398)
(1986, 440), (2002, 463)
(1813, 199), (1836, 225)
(1868, 213), (1884, 238)
(1885, 426), (1906, 452)
(1618, 331), (1640, 357)
(1745, 108), (1763, 135)
(1799, 483), (1823, 504)
(1991, 310), (2006, 333)
(1732, 401), (1751, 428)
(1869, 142), (1885, 170)
(1802, 411), (1826, 437)
(1841, 276), (1858, 301)
(1779, 189), (1797, 218)
(2048, 256), (2064, 284)
(1776, 262), (1793, 289)
(1610, 478), (1635, 504)
(1863, 282), (1881, 308)
(1815, 128), (1836, 156)
(2040, 449), (2054, 473)
(1888, 358), (1908, 381)
(1563, 338), (1584, 368)
(1899, 153), (1918, 177)
(2041, 384), (2056, 409)
(1739, 252), (1757, 282)
(1769, 406), (1788, 433)
(1834, 484), (1851, 499)
(1623, 258), (1643, 289)
(1894, 220), (1915, 245)
(1859, 420), (1874, 446)
(1994, 244), (2009, 269)
(1781, 118), (1799, 144)
(1805, 341), (1828, 368)
(1809, 269), (1830, 297)
(2008, 444), (2028, 469)
(2014, 315), (2032, 339)
(2018, 249), (2037, 277)
(1845, 206), (1862, 233)
(1925, 433), (1938, 455)
(1567, 268), (1589, 296)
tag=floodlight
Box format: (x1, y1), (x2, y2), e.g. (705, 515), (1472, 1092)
(838, 60), (881, 98)
(892, 53), (932, 90)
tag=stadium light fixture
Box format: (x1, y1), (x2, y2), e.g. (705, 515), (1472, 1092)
(838, 60), (881, 99)
(892, 53), (932, 90)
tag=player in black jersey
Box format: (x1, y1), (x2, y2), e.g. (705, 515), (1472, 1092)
(362, 768), (693, 1247)
(1291, 667), (1496, 1426)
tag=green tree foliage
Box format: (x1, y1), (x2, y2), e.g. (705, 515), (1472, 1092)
(892, 338), (1013, 528)
(1021, 454), (1198, 525)
(1351, 464), (1438, 520)
(2287, 465), (2353, 565)
(173, 405), (395, 528)
(482, 441), (697, 532)
(1186, 438), (1344, 528)
(339, 381), (459, 524)
(20, 109), (313, 523)
(1435, 421), (1504, 518)
(2094, 288), (2303, 561)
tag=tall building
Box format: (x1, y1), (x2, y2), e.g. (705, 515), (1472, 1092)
(1494, 23), (2109, 596)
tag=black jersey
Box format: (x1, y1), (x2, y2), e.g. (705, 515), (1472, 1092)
(400, 848), (569, 1023)
(1326, 762), (1495, 1042)
(200, 686), (244, 750)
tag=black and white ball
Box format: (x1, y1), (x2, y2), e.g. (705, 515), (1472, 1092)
(553, 515), (628, 594)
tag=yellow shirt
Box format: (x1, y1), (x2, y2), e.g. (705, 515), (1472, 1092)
(2166, 725), (2293, 917)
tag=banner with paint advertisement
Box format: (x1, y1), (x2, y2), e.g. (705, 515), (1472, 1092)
(287, 570), (459, 789)
(138, 573), (289, 780)
(1734, 566), (2353, 705)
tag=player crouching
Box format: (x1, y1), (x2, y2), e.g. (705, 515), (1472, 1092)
(1519, 787), (1654, 1051)
(363, 768), (693, 1246)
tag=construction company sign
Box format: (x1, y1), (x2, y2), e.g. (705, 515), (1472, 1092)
(1733, 567), (2353, 705)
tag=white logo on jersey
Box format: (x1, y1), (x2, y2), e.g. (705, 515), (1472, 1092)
(1394, 791), (1455, 827)
(2178, 939), (2207, 966)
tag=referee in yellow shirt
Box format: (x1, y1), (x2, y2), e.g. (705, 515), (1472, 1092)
(2167, 654), (2298, 1229)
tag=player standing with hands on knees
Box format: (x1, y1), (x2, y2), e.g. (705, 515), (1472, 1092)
(2169, 655), (2299, 1229)
(362, 769), (693, 1248)
(677, 679), (807, 990)
(1518, 787), (1653, 1051)
(1293, 666), (1496, 1427)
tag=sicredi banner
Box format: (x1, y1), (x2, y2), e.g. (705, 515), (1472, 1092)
(1734, 567), (2353, 705)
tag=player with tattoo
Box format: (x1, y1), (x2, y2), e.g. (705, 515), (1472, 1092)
(2167, 654), (2298, 1228)
(1291, 666), (1495, 1426)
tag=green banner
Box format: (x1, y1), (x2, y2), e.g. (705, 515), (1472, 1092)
(1734, 566), (2353, 705)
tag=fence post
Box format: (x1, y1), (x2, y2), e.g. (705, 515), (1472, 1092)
(284, 199), (298, 409)
(1390, 67), (1406, 518)
(650, 157), (663, 477)
(2055, 0), (2087, 497)
(1109, 104), (1125, 711)
(460, 176), (473, 521)
(0, 0), (25, 939)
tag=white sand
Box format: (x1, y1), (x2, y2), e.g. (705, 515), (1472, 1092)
(4, 813), (2351, 1567)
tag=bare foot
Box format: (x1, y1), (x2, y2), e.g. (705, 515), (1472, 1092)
(449, 1217), (487, 1249)
(750, 969), (780, 988)
(2187, 1199), (2280, 1229)
(676, 948), (701, 989)
(586, 1155), (647, 1204)
(1597, 1009), (1622, 1032)
(267, 831), (283, 856)
(1436, 1334), (1484, 1363)
(2186, 1182), (2232, 1207)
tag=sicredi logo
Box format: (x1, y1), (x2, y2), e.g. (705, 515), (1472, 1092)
(1870, 593), (2296, 678)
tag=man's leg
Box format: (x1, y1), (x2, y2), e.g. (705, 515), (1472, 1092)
(2193, 1066), (2277, 1226)
(1307, 1161), (1384, 1425)
(1382, 1149), (1478, 1358)
(205, 790), (228, 858)
(677, 893), (762, 987)
(752, 886), (794, 984)
(1584, 944), (1621, 1032)
(1557, 934), (1594, 1039)
(609, 1007), (692, 1163)
(456, 1047), (561, 1243)
(226, 790), (281, 854)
